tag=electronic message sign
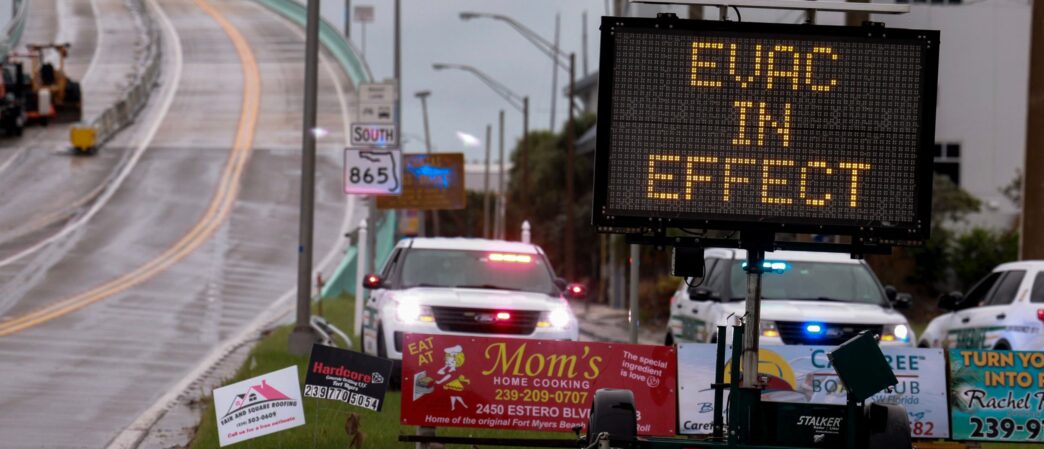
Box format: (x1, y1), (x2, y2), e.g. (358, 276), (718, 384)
(594, 18), (939, 241)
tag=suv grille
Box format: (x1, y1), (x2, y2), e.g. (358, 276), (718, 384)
(776, 321), (883, 346)
(430, 306), (540, 335)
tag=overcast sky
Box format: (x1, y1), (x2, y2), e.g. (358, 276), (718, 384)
(320, 0), (612, 162)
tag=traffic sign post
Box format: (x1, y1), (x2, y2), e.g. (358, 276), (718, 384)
(344, 148), (402, 196)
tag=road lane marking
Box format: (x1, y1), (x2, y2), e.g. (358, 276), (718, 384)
(105, 1), (363, 446)
(0, 0), (260, 336)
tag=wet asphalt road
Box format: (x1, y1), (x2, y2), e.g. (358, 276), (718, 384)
(0, 0), (361, 446)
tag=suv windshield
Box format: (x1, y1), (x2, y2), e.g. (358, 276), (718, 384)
(400, 249), (555, 294)
(728, 260), (886, 305)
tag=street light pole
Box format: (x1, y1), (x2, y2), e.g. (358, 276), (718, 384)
(289, 0), (321, 355)
(565, 53), (576, 280)
(432, 63), (529, 226)
(498, 109), (505, 240)
(550, 13), (560, 130)
(484, 125), (492, 239)
(416, 90), (439, 237)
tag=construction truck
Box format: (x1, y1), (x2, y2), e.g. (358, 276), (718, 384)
(0, 57), (27, 136)
(21, 43), (82, 125)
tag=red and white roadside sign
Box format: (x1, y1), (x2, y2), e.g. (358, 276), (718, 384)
(401, 334), (677, 435)
(213, 366), (305, 446)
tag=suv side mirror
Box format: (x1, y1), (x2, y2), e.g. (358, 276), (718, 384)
(884, 285), (898, 302)
(363, 274), (383, 289)
(893, 293), (913, 309)
(938, 291), (963, 311)
(554, 277), (568, 291)
(688, 287), (719, 301)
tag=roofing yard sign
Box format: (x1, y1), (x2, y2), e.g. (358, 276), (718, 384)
(400, 334), (677, 435)
(213, 366), (305, 446)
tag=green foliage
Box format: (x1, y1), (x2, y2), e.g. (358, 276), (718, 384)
(503, 113), (598, 279)
(931, 175), (980, 224)
(951, 227), (1019, 289)
(906, 176), (1017, 293)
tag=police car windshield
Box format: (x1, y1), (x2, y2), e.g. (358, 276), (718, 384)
(728, 261), (886, 305)
(400, 249), (555, 294)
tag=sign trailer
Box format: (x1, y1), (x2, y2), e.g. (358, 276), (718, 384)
(581, 12), (938, 449)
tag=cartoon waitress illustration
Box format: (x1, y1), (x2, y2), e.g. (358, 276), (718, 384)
(435, 345), (470, 410)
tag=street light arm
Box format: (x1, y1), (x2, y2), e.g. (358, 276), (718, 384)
(460, 66), (525, 111)
(460, 11), (571, 71)
(433, 63), (525, 112)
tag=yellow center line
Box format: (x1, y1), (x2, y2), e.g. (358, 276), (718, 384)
(0, 0), (262, 337)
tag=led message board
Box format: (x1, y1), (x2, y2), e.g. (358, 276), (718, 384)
(594, 18), (939, 240)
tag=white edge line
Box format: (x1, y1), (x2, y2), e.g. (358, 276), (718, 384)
(81, 0), (103, 84)
(0, 0), (180, 269)
(103, 2), (360, 447)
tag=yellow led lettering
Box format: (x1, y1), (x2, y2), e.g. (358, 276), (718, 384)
(647, 154), (681, 200)
(691, 42), (725, 88)
(805, 47), (839, 92)
(766, 45), (801, 91)
(838, 162), (872, 207)
(732, 101), (754, 145)
(728, 43), (761, 88)
(756, 102), (791, 147)
(723, 158), (755, 202)
(800, 161), (833, 206)
(760, 159), (795, 205)
(684, 156), (718, 200)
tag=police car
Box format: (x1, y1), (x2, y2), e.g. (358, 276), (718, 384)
(361, 238), (582, 380)
(666, 248), (914, 347)
(919, 260), (1044, 350)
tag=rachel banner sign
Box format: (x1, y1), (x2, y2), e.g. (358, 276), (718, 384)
(400, 334), (677, 435)
(594, 18), (939, 240)
(213, 366), (305, 446)
(949, 349), (1044, 442)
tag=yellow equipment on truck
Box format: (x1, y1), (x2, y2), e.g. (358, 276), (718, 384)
(22, 43), (82, 125)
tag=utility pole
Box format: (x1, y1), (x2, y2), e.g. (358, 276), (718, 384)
(497, 109), (506, 240)
(344, 0), (350, 39)
(484, 124), (492, 239)
(582, 11), (589, 77)
(550, 13), (560, 130)
(688, 5), (703, 20)
(417, 90), (439, 237)
(1021, 0), (1044, 259)
(845, 0), (870, 26)
(565, 53), (576, 280)
(522, 96), (530, 221)
(289, 0), (321, 356)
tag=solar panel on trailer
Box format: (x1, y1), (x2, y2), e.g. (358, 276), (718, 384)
(593, 18), (939, 241)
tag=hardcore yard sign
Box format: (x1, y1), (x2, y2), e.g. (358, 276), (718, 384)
(949, 349), (1044, 442)
(304, 343), (394, 411)
(213, 366), (305, 447)
(401, 334), (677, 435)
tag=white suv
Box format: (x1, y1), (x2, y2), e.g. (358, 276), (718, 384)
(919, 260), (1044, 350)
(666, 248), (914, 347)
(361, 238), (581, 378)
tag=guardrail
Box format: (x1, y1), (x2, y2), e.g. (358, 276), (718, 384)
(250, 0), (396, 300)
(0, 0), (28, 55)
(78, 0), (163, 150)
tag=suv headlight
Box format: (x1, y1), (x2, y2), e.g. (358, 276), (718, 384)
(760, 320), (780, 338)
(395, 302), (434, 324)
(882, 323), (910, 342)
(538, 307), (573, 329)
